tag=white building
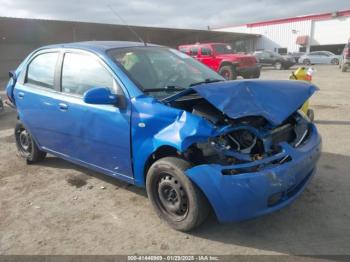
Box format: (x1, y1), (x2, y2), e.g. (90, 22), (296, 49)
(215, 9), (350, 54)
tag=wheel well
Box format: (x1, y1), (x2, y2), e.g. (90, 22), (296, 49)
(143, 145), (217, 221)
(143, 145), (179, 182)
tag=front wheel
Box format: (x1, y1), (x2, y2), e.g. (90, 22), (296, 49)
(146, 157), (209, 231)
(219, 65), (237, 80)
(331, 58), (339, 65)
(15, 121), (46, 164)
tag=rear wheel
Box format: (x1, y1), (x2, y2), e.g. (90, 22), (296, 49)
(274, 61), (283, 70)
(219, 65), (237, 80)
(252, 69), (261, 78)
(303, 59), (311, 65)
(15, 121), (46, 164)
(146, 157), (209, 231)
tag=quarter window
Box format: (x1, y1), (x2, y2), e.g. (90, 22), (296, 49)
(61, 53), (114, 96)
(26, 52), (59, 89)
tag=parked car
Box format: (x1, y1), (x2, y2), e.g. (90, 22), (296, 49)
(6, 41), (321, 231)
(178, 43), (260, 80)
(298, 51), (341, 65)
(340, 42), (350, 72)
(254, 50), (295, 70)
(288, 52), (305, 63)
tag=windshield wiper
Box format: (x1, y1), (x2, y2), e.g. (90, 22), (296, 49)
(189, 78), (224, 87)
(144, 85), (186, 93)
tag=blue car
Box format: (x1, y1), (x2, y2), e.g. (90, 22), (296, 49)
(6, 41), (321, 231)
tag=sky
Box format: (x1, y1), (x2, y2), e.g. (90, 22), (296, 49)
(0, 0), (349, 29)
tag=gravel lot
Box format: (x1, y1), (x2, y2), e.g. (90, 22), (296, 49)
(0, 65), (350, 255)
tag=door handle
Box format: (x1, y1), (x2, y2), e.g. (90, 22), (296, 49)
(58, 103), (68, 111)
(18, 92), (24, 99)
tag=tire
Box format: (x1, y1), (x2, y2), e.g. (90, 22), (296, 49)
(303, 59), (311, 65)
(247, 71), (260, 79)
(146, 157), (209, 231)
(274, 61), (283, 70)
(341, 63), (347, 72)
(219, 65), (237, 80)
(15, 121), (46, 164)
(331, 58), (339, 65)
(254, 70), (261, 78)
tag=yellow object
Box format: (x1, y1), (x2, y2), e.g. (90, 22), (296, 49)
(122, 52), (139, 70)
(289, 67), (312, 117)
(289, 67), (308, 81)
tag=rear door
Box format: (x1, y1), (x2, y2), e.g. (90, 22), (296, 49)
(53, 50), (133, 180)
(309, 52), (321, 63)
(13, 50), (64, 150)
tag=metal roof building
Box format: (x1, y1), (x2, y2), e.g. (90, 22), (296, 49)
(0, 17), (259, 80)
(215, 9), (350, 54)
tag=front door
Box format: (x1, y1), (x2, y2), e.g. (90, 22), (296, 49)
(54, 51), (133, 180)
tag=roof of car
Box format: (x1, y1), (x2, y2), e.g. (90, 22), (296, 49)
(39, 41), (158, 53)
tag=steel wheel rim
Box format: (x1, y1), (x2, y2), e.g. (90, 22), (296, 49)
(16, 128), (32, 154)
(155, 173), (189, 221)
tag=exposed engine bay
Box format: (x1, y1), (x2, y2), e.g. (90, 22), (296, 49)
(168, 95), (311, 167)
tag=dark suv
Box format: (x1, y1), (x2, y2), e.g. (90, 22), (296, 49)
(340, 42), (350, 72)
(254, 50), (295, 70)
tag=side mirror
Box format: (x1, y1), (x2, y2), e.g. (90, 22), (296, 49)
(83, 87), (117, 105)
(9, 70), (17, 83)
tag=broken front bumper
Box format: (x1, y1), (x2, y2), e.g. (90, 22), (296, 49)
(186, 124), (321, 223)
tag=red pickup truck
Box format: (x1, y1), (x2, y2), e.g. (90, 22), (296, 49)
(178, 43), (260, 80)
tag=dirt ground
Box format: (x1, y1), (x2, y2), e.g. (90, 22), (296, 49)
(0, 65), (350, 255)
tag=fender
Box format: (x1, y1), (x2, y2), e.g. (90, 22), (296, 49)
(130, 95), (216, 186)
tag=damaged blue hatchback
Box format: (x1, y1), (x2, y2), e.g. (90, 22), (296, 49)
(6, 41), (321, 231)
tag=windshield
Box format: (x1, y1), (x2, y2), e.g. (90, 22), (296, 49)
(212, 44), (233, 54)
(107, 47), (223, 98)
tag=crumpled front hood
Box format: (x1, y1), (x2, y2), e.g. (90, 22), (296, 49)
(191, 80), (318, 126)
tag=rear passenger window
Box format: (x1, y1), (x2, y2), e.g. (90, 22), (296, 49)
(61, 53), (114, 96)
(26, 52), (59, 89)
